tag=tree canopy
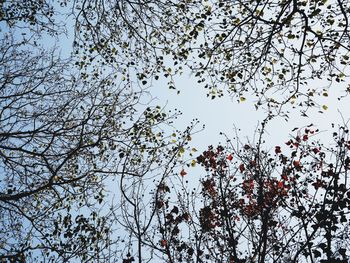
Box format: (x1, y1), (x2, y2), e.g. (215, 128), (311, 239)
(0, 30), (196, 261)
(153, 124), (350, 262)
(73, 0), (350, 112)
(1, 0), (350, 262)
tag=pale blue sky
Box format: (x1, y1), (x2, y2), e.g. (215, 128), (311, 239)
(150, 72), (350, 155)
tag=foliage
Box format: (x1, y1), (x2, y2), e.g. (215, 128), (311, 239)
(152, 124), (350, 262)
(3, 0), (350, 110)
(71, 0), (350, 112)
(170, 0), (350, 108)
(1, 0), (350, 262)
(0, 2), (195, 261)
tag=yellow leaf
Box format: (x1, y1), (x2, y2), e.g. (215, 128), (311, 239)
(191, 160), (196, 167)
(322, 105), (328, 110)
(179, 147), (185, 154)
(240, 96), (246, 102)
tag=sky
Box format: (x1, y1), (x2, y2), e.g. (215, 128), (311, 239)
(150, 72), (350, 154)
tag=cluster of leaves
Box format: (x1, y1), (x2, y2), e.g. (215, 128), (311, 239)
(173, 0), (350, 107)
(150, 125), (350, 262)
(72, 0), (191, 89)
(1, 0), (56, 32)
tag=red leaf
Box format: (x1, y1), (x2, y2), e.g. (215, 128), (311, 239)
(275, 146), (281, 154)
(180, 169), (187, 177)
(239, 164), (245, 173)
(227, 154), (233, 161)
(312, 148), (320, 154)
(160, 239), (167, 247)
(293, 160), (300, 167)
(281, 174), (288, 181)
(303, 135), (308, 141)
(278, 181), (284, 189)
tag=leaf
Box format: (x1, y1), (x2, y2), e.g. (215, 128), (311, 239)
(179, 147), (185, 154)
(278, 181), (284, 189)
(275, 146), (281, 154)
(227, 154), (233, 161)
(171, 206), (179, 214)
(293, 160), (300, 167)
(313, 148), (320, 154)
(160, 239), (167, 247)
(180, 169), (187, 177)
(312, 249), (322, 258)
(239, 163), (245, 173)
(239, 96), (246, 102)
(191, 160), (196, 167)
(322, 105), (328, 110)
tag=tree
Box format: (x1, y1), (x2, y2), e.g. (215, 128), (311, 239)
(170, 0), (350, 108)
(72, 0), (350, 113)
(4, 1), (350, 111)
(2, 0), (350, 262)
(0, 0), (59, 34)
(110, 124), (199, 263)
(0, 7), (195, 262)
(150, 123), (350, 262)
